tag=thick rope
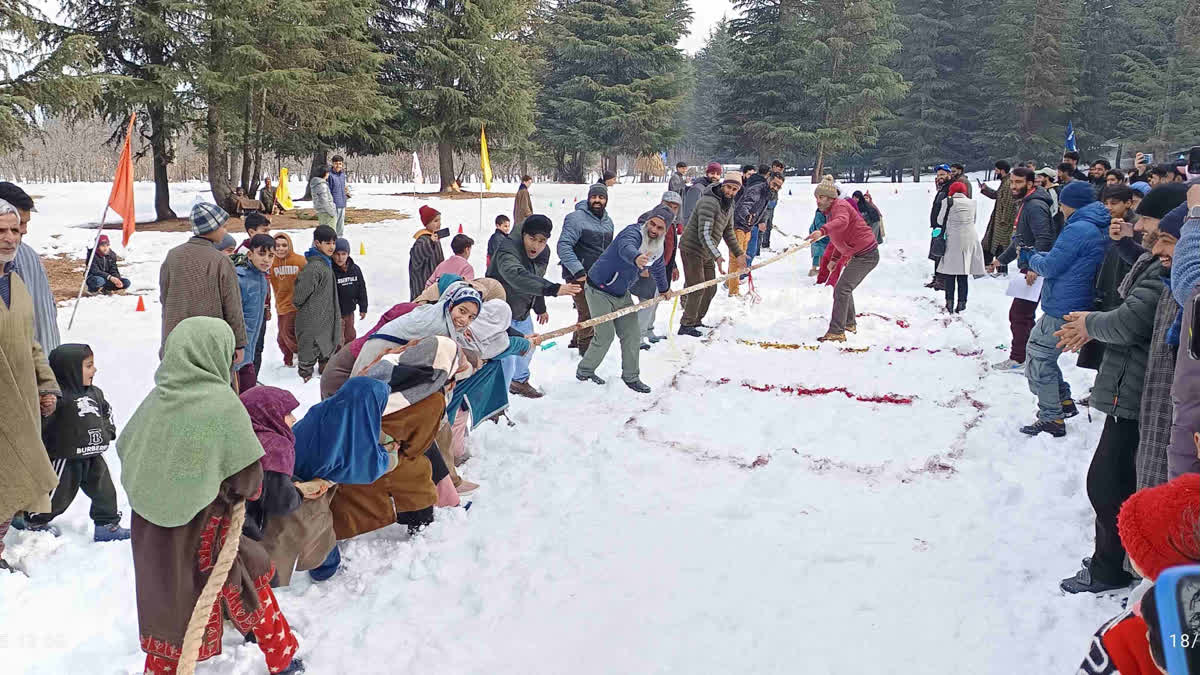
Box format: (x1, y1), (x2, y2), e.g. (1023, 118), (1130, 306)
(173, 500), (247, 675)
(536, 236), (823, 343)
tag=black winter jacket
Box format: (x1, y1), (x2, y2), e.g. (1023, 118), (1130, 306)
(334, 257), (368, 317)
(997, 187), (1056, 271)
(87, 249), (120, 279)
(486, 218), (560, 321)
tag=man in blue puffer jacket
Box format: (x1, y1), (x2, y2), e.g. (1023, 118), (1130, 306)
(575, 205), (674, 394)
(1018, 181), (1112, 437)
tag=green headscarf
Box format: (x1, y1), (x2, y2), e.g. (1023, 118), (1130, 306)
(117, 317), (264, 527)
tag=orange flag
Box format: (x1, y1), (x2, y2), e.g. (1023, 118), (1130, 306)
(110, 113), (137, 246)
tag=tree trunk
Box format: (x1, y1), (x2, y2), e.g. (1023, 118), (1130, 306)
(812, 142), (826, 183)
(249, 90), (266, 197)
(239, 93), (253, 191)
(147, 103), (177, 221)
(438, 140), (455, 192)
(301, 149), (327, 201)
(206, 106), (233, 210)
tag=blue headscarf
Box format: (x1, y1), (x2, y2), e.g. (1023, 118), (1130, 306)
(292, 376), (390, 484)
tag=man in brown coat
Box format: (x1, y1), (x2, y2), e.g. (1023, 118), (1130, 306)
(513, 175), (533, 227)
(980, 160), (1017, 275)
(0, 200), (59, 571)
(158, 202), (247, 362)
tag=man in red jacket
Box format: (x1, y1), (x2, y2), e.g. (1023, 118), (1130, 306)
(806, 179), (880, 342)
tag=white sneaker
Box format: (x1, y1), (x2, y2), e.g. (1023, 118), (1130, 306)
(991, 358), (1024, 373)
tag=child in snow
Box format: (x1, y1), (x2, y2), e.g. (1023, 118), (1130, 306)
(332, 237), (368, 345)
(293, 225), (342, 382)
(409, 205), (445, 300)
(118, 317), (304, 675)
(22, 343), (130, 542)
(234, 234), (276, 391)
(240, 385), (334, 586)
(487, 214), (510, 267)
(425, 233), (475, 288)
(270, 232), (307, 367)
(85, 234), (131, 294)
(808, 210), (827, 276)
(216, 232), (237, 256)
(235, 212), (272, 255)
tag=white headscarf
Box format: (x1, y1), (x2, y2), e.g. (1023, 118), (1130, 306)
(461, 300), (513, 359)
(354, 281), (482, 373)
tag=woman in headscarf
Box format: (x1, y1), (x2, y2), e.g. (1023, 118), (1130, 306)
(852, 190), (885, 244)
(118, 317), (303, 675)
(241, 386), (335, 587)
(352, 280), (482, 374)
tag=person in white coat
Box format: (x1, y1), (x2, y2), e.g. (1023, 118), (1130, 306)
(936, 181), (986, 313)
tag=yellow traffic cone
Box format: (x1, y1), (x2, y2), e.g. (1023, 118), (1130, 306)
(359, 242), (366, 255)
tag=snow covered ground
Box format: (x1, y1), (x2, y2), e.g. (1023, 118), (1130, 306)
(1, 177), (1120, 673)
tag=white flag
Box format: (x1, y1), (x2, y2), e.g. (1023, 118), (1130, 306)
(412, 152), (423, 185)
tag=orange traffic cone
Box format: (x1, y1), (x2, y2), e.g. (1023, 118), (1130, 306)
(359, 242), (366, 255)
(457, 224), (463, 234)
(135, 296), (145, 312)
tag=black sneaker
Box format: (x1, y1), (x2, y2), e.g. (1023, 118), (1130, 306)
(1061, 399), (1079, 419)
(625, 380), (651, 393)
(1019, 419), (1066, 438)
(1060, 566), (1131, 595)
(955, 300), (967, 313)
(677, 326), (702, 337)
(576, 373), (606, 385)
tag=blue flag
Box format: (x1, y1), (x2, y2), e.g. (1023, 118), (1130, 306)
(1065, 121), (1077, 152)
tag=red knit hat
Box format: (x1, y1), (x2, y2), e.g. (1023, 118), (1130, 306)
(97, 234), (110, 246)
(419, 205), (440, 227)
(948, 181), (968, 197)
(1118, 473), (1200, 580)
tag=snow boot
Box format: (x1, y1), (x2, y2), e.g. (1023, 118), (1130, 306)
(1019, 419), (1066, 438)
(12, 520), (61, 537)
(397, 506), (434, 535)
(955, 299), (967, 313)
(308, 545), (341, 582)
(1060, 566), (1131, 595)
(576, 373), (606, 386)
(646, 332), (664, 343)
(845, 323), (857, 334)
(677, 325), (702, 338)
(1061, 399), (1079, 419)
(94, 523), (131, 542)
(0, 559), (14, 574)
(624, 379), (652, 394)
(808, 267), (819, 277)
(509, 380), (544, 399)
(456, 480), (479, 495)
(816, 332), (846, 343)
(277, 658), (306, 674)
(639, 341), (651, 351)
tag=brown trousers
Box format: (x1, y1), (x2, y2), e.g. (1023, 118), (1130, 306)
(340, 314), (357, 345)
(572, 289), (593, 354)
(277, 312), (297, 366)
(681, 249), (717, 328)
(727, 229), (752, 295)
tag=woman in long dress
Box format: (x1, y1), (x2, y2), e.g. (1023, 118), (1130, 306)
(935, 181), (986, 313)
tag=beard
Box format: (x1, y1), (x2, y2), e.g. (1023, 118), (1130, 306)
(0, 248), (15, 264)
(588, 202), (605, 217)
(640, 225), (665, 260)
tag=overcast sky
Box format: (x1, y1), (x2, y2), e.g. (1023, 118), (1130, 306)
(680, 0), (738, 54)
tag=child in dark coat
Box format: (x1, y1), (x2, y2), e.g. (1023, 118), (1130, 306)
(332, 238), (368, 345)
(86, 234), (131, 294)
(26, 344), (130, 542)
(487, 215), (511, 267)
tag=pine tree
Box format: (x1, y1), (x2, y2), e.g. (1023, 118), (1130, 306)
(64, 0), (195, 220)
(375, 0), (536, 191)
(536, 0), (691, 182)
(679, 19), (738, 164)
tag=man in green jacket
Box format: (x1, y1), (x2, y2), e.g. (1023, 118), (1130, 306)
(979, 160), (1017, 275)
(678, 172), (746, 337)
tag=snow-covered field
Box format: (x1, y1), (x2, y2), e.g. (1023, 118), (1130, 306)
(1, 177), (1118, 673)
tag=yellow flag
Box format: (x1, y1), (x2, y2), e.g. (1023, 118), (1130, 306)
(276, 167), (295, 210)
(480, 124), (492, 192)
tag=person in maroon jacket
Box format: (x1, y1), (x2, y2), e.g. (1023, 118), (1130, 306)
(806, 179), (880, 342)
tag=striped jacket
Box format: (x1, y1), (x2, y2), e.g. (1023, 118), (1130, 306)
(13, 242), (59, 351)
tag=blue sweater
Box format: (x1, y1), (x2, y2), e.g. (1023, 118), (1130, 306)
(235, 264), (269, 370)
(327, 170), (348, 208)
(587, 224), (669, 298)
(1027, 201), (1111, 319)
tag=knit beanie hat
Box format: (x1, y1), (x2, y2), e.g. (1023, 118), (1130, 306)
(335, 237), (351, 253)
(643, 204), (676, 228)
(97, 234), (110, 246)
(522, 214), (553, 239)
(215, 233), (236, 251)
(191, 201), (229, 236)
(419, 205), (440, 227)
(1158, 203), (1188, 239)
(705, 162), (722, 175)
(1117, 473), (1200, 580)
(813, 179), (838, 199)
(947, 182), (968, 197)
(661, 191), (682, 206)
(1131, 181), (1152, 197)
(1137, 183), (1189, 218)
(722, 172), (743, 188)
(588, 183), (608, 200)
(1059, 181), (1096, 209)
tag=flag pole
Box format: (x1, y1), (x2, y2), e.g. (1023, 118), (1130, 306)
(66, 208), (110, 331)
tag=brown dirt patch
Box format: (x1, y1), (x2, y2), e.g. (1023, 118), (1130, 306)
(87, 208), (409, 233)
(390, 190), (516, 200)
(41, 253), (97, 302)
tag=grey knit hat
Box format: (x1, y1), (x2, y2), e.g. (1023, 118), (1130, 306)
(588, 183), (608, 200)
(661, 190), (682, 206)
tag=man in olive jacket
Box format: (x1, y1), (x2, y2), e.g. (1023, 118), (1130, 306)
(678, 172), (746, 336)
(1053, 249), (1165, 595)
(980, 160), (1017, 274)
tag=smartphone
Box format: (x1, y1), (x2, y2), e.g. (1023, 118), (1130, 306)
(1188, 146), (1200, 176)
(1152, 565), (1200, 674)
(436, 227), (451, 239)
(1143, 153), (1155, 165)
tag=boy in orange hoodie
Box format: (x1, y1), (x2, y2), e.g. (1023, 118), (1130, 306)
(269, 232), (307, 367)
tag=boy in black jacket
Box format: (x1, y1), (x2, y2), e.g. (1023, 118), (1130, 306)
(332, 237), (368, 344)
(487, 214), (511, 268)
(86, 234), (131, 294)
(25, 344), (130, 542)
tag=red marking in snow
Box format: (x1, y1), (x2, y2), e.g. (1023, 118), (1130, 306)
(713, 379), (914, 405)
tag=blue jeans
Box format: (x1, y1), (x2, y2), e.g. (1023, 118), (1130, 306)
(1025, 314), (1072, 421)
(504, 316), (535, 384)
(746, 226), (760, 267)
(87, 274), (131, 292)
